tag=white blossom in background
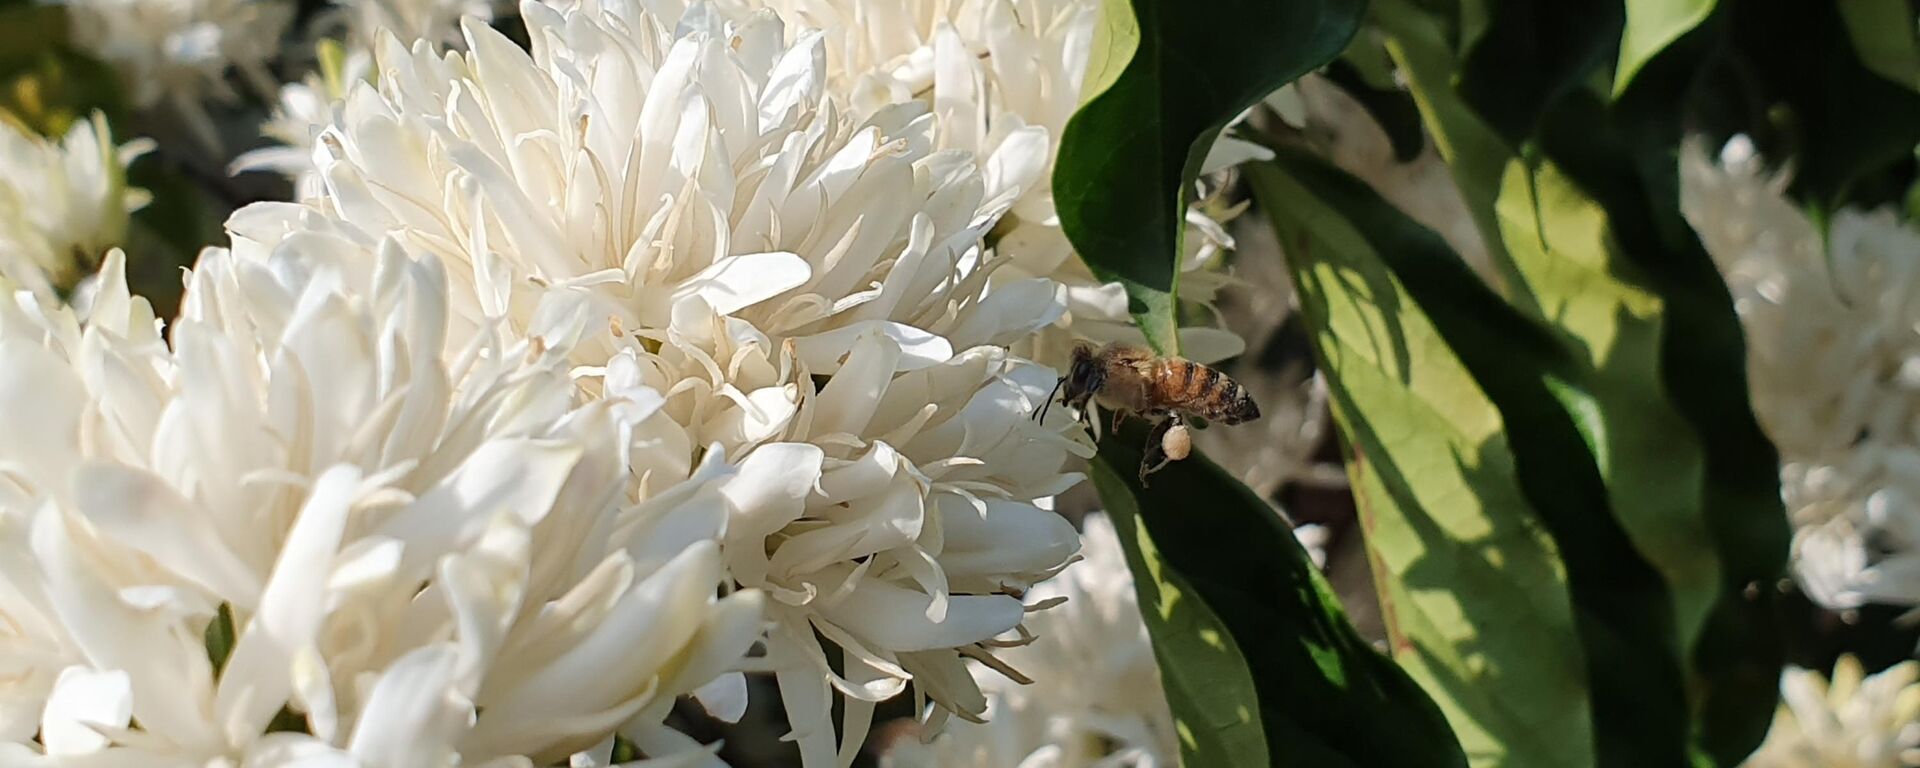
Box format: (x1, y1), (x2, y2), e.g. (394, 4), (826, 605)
(233, 0), (482, 195)
(0, 113), (151, 295)
(332, 0), (495, 48)
(1742, 657), (1920, 768)
(879, 513), (1176, 768)
(58, 0), (292, 151)
(231, 45), (374, 200)
(1682, 137), (1920, 610)
(0, 242), (760, 765)
(253, 0), (1086, 762)
(716, 0), (1252, 365)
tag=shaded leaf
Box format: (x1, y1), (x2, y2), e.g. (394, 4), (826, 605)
(1455, 0), (1620, 145)
(1323, 56), (1427, 163)
(1614, 0), (1715, 97)
(1090, 422), (1467, 768)
(1837, 0), (1920, 93)
(1054, 0), (1364, 353)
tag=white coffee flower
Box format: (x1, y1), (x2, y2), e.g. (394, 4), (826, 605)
(0, 241), (761, 765)
(248, 0), (1086, 762)
(1682, 137), (1920, 609)
(1743, 657), (1920, 768)
(0, 114), (151, 296)
(716, 0), (1249, 365)
(879, 512), (1176, 768)
(58, 0), (293, 152)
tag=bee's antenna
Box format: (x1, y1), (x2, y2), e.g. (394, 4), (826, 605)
(1034, 377), (1066, 422)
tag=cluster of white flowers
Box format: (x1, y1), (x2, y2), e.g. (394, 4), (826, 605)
(0, 245), (760, 765)
(57, 0), (292, 150)
(880, 513), (1176, 768)
(239, 0), (1251, 369)
(715, 0), (1251, 365)
(1743, 657), (1920, 768)
(1682, 137), (1920, 610)
(0, 114), (151, 296)
(219, 0), (1094, 762)
(2, 0), (1298, 763)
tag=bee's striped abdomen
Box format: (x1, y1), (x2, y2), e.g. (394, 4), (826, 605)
(1154, 359), (1261, 424)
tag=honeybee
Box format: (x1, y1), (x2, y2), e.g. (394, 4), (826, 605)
(1035, 341), (1260, 483)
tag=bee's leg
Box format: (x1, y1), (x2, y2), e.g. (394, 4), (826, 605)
(1110, 407), (1126, 435)
(1138, 417), (1176, 486)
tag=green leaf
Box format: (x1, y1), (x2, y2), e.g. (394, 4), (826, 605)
(1054, 0), (1364, 353)
(1370, 0), (1526, 302)
(1614, 0), (1716, 97)
(1323, 56), (1427, 163)
(1252, 125), (1787, 764)
(204, 603), (237, 677)
(1248, 152), (1588, 767)
(1316, 2), (1789, 762)
(1090, 425), (1467, 768)
(1837, 0), (1920, 93)
(1533, 84), (1791, 764)
(1455, 0), (1620, 146)
(1253, 147), (1702, 766)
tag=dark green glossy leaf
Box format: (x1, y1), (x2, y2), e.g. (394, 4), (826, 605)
(1090, 423), (1467, 768)
(1054, 0), (1363, 353)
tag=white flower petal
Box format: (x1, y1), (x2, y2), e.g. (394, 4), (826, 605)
(40, 666), (131, 756)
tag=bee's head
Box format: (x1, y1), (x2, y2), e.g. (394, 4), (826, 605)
(1063, 342), (1103, 408)
(1034, 342), (1101, 423)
